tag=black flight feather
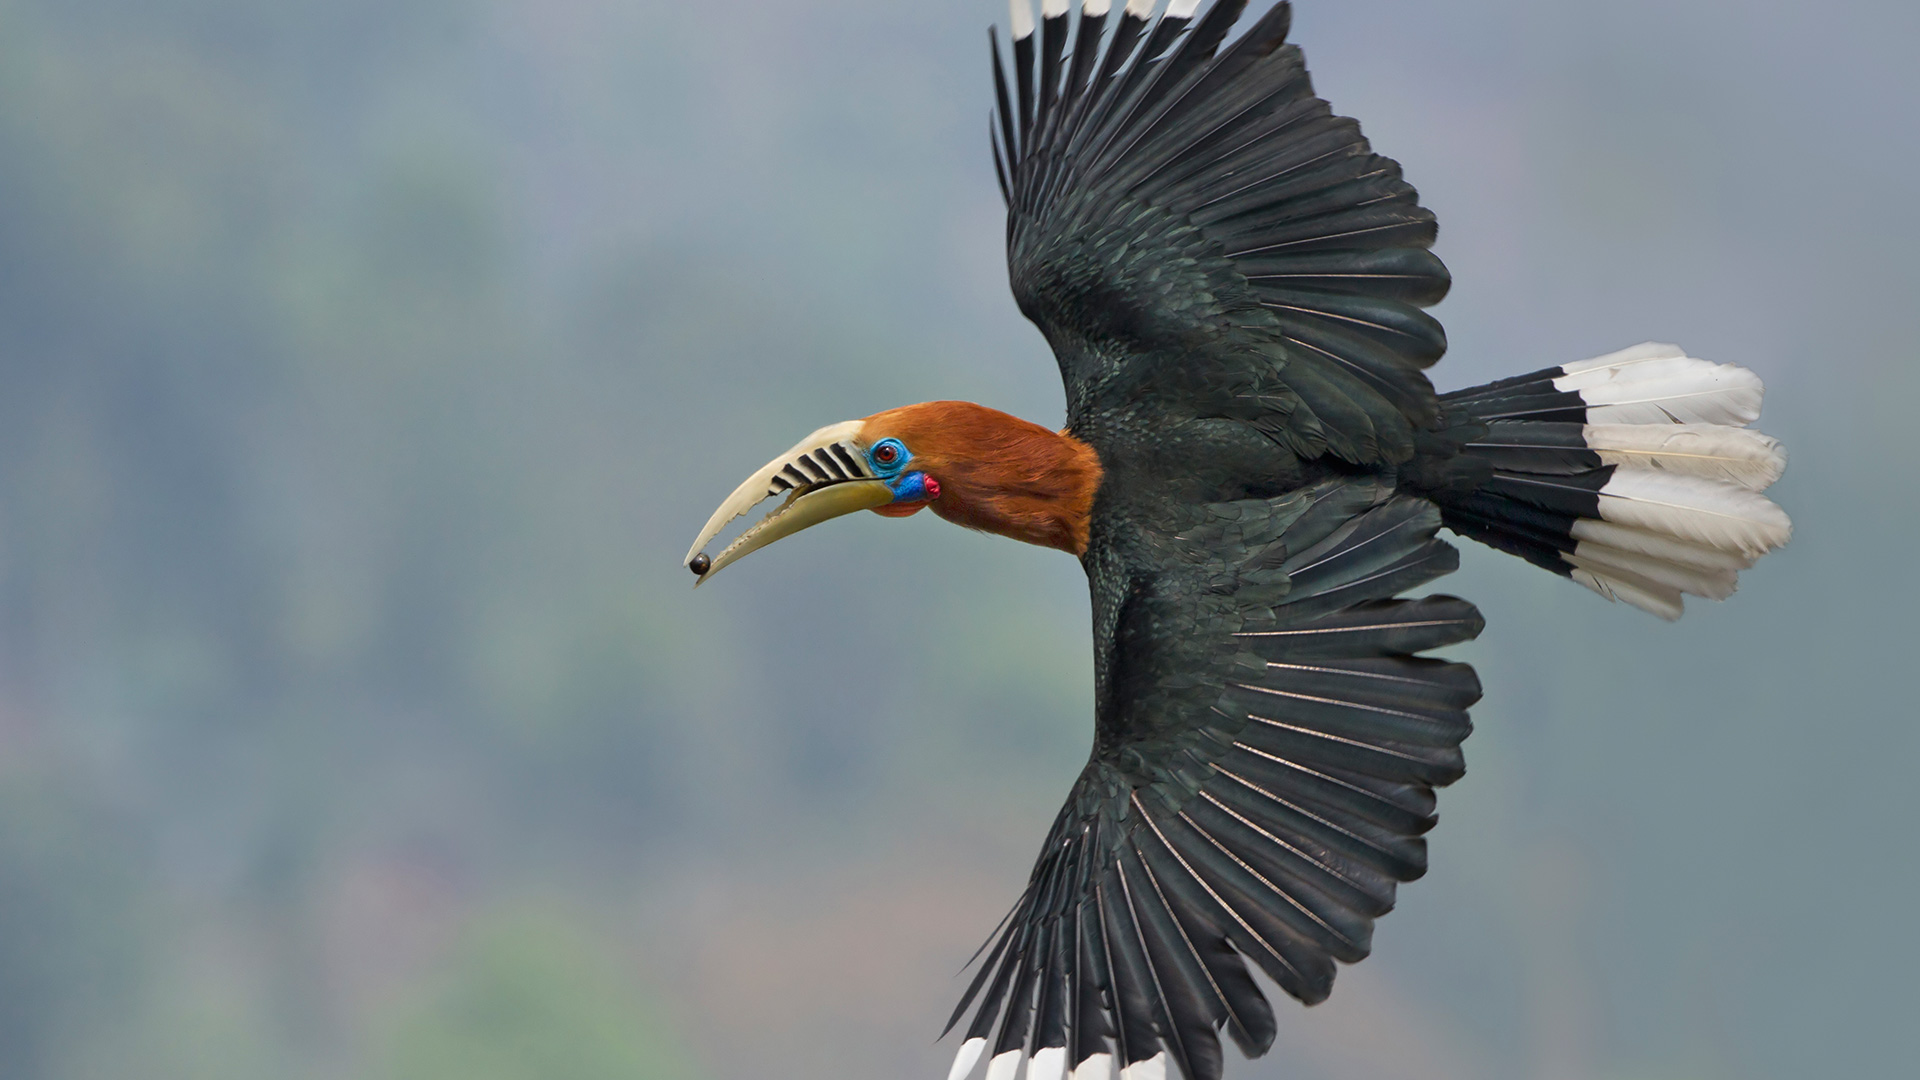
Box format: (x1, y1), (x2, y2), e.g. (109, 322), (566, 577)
(952, 6), (1490, 1078)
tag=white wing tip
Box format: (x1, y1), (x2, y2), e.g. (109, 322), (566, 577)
(948, 1038), (988, 1080)
(1120, 1053), (1168, 1080)
(1083, 0), (1113, 15)
(1043, 0), (1071, 18)
(1166, 0), (1203, 16)
(985, 1050), (1025, 1080)
(1072, 1053), (1114, 1080)
(1010, 0), (1036, 39)
(1126, 0), (1157, 18)
(1030, 1047), (1068, 1080)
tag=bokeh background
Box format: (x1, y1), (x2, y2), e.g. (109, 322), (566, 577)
(2, 0), (1914, 1077)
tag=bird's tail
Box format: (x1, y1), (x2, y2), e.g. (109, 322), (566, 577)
(1429, 343), (1792, 620)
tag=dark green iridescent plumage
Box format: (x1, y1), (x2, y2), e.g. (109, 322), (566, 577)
(951, 5), (1488, 1078)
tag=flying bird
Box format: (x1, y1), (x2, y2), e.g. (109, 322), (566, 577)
(683, 2), (1792, 1078)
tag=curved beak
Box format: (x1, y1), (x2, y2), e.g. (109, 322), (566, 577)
(683, 421), (893, 585)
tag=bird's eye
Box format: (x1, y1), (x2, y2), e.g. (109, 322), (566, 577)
(870, 439), (908, 472)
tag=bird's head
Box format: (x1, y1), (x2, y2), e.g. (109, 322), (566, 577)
(684, 401), (1103, 584)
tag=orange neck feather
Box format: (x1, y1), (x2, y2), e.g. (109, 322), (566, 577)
(863, 402), (1104, 555)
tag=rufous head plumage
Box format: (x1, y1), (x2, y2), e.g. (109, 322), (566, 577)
(684, 401), (1103, 584)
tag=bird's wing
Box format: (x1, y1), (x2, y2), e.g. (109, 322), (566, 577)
(945, 478), (1483, 1080)
(997, 0), (1449, 467)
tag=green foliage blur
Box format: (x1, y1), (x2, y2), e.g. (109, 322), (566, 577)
(0, 1), (1914, 1079)
(383, 910), (689, 1080)
(0, 0), (709, 1075)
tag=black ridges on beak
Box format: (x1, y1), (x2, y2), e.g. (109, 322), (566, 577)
(683, 421), (894, 585)
(767, 442), (873, 495)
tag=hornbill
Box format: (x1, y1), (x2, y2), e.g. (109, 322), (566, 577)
(683, 2), (1793, 1078)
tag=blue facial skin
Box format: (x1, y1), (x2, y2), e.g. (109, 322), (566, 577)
(866, 438), (928, 503)
(888, 470), (937, 504)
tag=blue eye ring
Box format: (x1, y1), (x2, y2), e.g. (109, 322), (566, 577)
(868, 438), (911, 477)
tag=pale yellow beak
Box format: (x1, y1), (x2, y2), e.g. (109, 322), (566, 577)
(683, 421), (892, 585)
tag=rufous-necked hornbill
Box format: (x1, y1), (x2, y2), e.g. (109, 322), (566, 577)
(684, 3), (1792, 1079)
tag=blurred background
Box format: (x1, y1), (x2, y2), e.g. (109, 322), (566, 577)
(0, 0), (1913, 1077)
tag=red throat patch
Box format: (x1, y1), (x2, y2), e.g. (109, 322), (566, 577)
(871, 502), (928, 518)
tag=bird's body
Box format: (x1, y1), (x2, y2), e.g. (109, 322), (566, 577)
(684, 4), (1791, 1078)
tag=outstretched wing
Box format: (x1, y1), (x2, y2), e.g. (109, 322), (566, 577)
(945, 479), (1484, 1080)
(946, 6), (1480, 1079)
(996, 0), (1450, 468)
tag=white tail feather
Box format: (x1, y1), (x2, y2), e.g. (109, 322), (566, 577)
(1571, 566), (1686, 621)
(1568, 545), (1739, 603)
(1460, 342), (1791, 618)
(1567, 344), (1791, 616)
(1559, 341), (1687, 373)
(1596, 471), (1792, 559)
(1569, 519), (1754, 572)
(1555, 343), (1763, 426)
(1585, 423), (1786, 492)
(986, 1050), (1024, 1080)
(1083, 0), (1112, 17)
